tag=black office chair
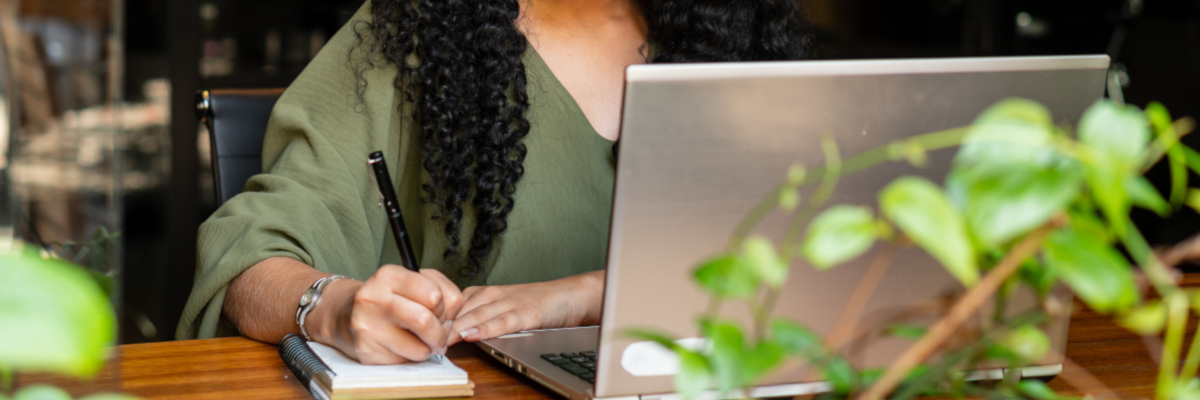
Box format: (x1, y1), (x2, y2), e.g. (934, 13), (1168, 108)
(195, 88), (286, 205)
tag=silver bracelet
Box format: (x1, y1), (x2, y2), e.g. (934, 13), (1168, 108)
(295, 275), (350, 341)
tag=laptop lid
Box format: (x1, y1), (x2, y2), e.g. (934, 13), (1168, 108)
(596, 55), (1110, 397)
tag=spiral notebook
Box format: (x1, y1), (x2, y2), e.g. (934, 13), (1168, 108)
(279, 334), (474, 400)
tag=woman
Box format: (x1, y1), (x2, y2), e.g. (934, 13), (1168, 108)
(178, 0), (811, 364)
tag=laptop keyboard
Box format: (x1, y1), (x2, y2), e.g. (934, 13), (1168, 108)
(540, 351), (597, 383)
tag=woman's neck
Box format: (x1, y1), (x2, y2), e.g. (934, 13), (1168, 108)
(519, 0), (643, 32)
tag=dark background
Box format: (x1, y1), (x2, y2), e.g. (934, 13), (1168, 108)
(115, 0), (1200, 343)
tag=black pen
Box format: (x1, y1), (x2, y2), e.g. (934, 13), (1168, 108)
(367, 151), (445, 364)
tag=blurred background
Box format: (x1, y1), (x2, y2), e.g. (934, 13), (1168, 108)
(0, 0), (1196, 344)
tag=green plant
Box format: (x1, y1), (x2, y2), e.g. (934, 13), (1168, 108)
(52, 227), (120, 298)
(631, 98), (1200, 400)
(0, 242), (137, 400)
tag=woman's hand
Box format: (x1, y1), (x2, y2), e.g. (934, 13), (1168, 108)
(448, 270), (604, 345)
(308, 265), (464, 364)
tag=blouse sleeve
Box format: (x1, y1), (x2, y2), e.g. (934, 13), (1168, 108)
(176, 0), (416, 339)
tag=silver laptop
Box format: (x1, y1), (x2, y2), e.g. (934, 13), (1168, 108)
(477, 55), (1110, 400)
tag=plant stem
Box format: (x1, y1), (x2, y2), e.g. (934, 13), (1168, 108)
(727, 186), (785, 253)
(1180, 311), (1200, 382)
(824, 243), (898, 351)
(1157, 293), (1188, 400)
(782, 137), (842, 259)
(990, 280), (1009, 327)
(1157, 231), (1200, 269)
(1140, 118), (1195, 175)
(754, 288), (781, 342)
(1123, 227), (1178, 297)
(705, 295), (721, 320)
(856, 223), (1055, 400)
(725, 127), (969, 252)
(837, 127), (969, 178)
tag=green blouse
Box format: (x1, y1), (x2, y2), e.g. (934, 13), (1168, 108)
(177, 1), (615, 340)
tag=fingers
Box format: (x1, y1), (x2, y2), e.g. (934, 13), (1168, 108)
(389, 295), (450, 351)
(464, 311), (531, 342)
(447, 286), (489, 346)
(353, 265), (462, 359)
(421, 269), (464, 322)
(357, 282), (448, 352)
(347, 338), (410, 365)
(346, 315), (427, 364)
(374, 265), (444, 315)
(456, 285), (491, 319)
(451, 301), (530, 342)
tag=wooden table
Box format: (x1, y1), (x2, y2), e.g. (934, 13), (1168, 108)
(21, 283), (1191, 400)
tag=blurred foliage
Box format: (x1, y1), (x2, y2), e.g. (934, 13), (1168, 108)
(630, 98), (1200, 400)
(0, 240), (138, 399)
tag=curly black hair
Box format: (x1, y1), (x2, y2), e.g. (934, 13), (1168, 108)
(361, 0), (812, 281)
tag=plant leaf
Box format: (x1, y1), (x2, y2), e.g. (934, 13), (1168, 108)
(1017, 380), (1060, 400)
(771, 319), (823, 358)
(1068, 210), (1111, 244)
(693, 254), (759, 299)
(1087, 162), (1132, 236)
(674, 349), (711, 400)
(1042, 229), (1139, 313)
(1017, 256), (1055, 297)
(779, 189), (800, 212)
(880, 177), (979, 286)
(885, 324), (927, 341)
(1079, 99), (1151, 168)
(624, 328), (680, 351)
(742, 236), (788, 289)
(823, 356), (857, 394)
(956, 98), (1057, 171)
(1188, 189), (1200, 215)
(997, 325), (1051, 361)
(955, 163), (1082, 249)
(1118, 300), (1168, 335)
(1124, 176), (1170, 216)
(1178, 378), (1200, 400)
(787, 164), (807, 186)
(802, 205), (878, 270)
(13, 385), (73, 400)
(741, 342), (785, 387)
(0, 252), (116, 378)
(707, 321), (746, 392)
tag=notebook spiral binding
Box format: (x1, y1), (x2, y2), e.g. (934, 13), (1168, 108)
(279, 333), (333, 397)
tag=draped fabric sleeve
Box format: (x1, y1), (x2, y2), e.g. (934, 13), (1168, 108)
(176, 1), (418, 339)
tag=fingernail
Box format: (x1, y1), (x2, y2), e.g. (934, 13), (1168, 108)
(443, 320), (454, 331)
(459, 328), (478, 340)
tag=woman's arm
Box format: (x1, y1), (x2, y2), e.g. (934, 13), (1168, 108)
(225, 257), (464, 364)
(447, 270), (604, 345)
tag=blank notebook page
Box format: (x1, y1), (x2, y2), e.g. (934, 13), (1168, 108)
(308, 342), (469, 389)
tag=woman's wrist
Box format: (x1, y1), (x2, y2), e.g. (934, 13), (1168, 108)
(307, 278), (362, 345)
(570, 270), (605, 326)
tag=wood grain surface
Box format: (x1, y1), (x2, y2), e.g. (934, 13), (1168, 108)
(19, 275), (1200, 399)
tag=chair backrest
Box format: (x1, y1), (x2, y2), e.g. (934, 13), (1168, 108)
(195, 88), (285, 205)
